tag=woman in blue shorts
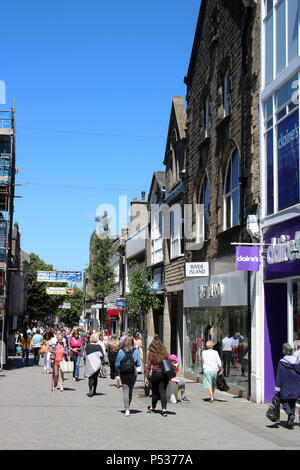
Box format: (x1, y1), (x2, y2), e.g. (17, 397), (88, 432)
(202, 340), (223, 402)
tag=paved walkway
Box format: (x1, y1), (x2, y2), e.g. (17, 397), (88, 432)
(0, 355), (300, 450)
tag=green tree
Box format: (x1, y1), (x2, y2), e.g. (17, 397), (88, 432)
(27, 253), (67, 323)
(86, 212), (116, 329)
(125, 262), (161, 367)
(56, 285), (83, 327)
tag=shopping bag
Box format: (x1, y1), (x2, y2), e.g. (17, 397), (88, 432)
(266, 394), (280, 422)
(60, 358), (74, 374)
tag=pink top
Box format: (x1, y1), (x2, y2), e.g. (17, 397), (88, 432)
(69, 336), (83, 356)
(55, 344), (64, 365)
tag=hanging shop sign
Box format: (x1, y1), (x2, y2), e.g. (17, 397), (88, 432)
(58, 303), (71, 309)
(46, 287), (74, 295)
(185, 262), (209, 277)
(116, 299), (125, 307)
(37, 271), (82, 283)
(150, 280), (160, 291)
(236, 246), (260, 271)
(263, 216), (300, 281)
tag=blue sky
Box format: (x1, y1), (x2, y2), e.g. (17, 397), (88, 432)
(1, 0), (200, 274)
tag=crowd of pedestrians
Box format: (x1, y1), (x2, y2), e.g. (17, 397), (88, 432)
(13, 324), (191, 418)
(13, 325), (300, 427)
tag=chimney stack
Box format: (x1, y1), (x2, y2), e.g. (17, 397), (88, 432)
(141, 191), (145, 201)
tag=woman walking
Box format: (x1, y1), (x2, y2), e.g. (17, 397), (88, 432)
(20, 330), (33, 367)
(85, 334), (105, 397)
(115, 335), (141, 417)
(107, 333), (119, 386)
(69, 328), (83, 381)
(202, 340), (223, 402)
(275, 343), (300, 429)
(43, 330), (53, 374)
(145, 334), (170, 417)
(50, 333), (68, 391)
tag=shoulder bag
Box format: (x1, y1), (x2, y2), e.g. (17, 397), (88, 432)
(161, 358), (176, 379)
(60, 357), (74, 374)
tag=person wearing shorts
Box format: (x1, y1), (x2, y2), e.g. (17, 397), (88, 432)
(202, 340), (223, 403)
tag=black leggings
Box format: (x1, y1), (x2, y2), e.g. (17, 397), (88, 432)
(151, 370), (169, 410)
(108, 351), (118, 379)
(88, 369), (100, 392)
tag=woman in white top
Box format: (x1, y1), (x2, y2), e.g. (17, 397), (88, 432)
(202, 340), (223, 402)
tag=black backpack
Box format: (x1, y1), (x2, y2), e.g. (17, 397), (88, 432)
(119, 349), (135, 374)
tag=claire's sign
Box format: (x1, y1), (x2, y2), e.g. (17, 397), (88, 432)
(236, 246), (260, 271)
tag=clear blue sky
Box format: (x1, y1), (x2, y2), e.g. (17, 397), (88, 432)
(1, 0), (200, 274)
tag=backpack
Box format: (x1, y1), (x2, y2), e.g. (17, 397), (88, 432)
(119, 349), (135, 374)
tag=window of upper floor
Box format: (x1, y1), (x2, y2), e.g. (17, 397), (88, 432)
(263, 0), (299, 87)
(197, 174), (210, 241)
(224, 149), (240, 230)
(170, 204), (183, 259)
(263, 73), (299, 216)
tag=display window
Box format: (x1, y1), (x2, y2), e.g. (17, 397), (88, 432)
(185, 307), (249, 393)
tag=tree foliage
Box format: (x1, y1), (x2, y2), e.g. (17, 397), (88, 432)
(56, 285), (83, 327)
(27, 253), (67, 322)
(87, 212), (116, 304)
(125, 262), (161, 326)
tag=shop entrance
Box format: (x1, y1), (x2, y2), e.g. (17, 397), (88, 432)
(264, 283), (288, 402)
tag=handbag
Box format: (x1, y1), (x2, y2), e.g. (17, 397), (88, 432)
(39, 341), (47, 355)
(217, 374), (230, 392)
(266, 394), (280, 422)
(161, 358), (176, 379)
(60, 358), (74, 374)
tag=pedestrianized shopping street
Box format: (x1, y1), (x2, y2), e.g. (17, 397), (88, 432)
(0, 355), (300, 451)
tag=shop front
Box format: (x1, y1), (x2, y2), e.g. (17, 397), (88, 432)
(107, 310), (119, 336)
(263, 215), (300, 402)
(183, 270), (250, 396)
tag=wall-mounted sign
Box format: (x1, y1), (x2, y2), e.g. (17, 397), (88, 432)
(236, 246), (260, 271)
(185, 262), (209, 277)
(116, 299), (125, 307)
(199, 283), (222, 299)
(267, 232), (300, 264)
(37, 271), (82, 283)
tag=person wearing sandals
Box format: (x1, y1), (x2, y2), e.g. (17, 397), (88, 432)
(115, 335), (141, 417)
(202, 340), (223, 402)
(145, 335), (170, 417)
(50, 334), (68, 391)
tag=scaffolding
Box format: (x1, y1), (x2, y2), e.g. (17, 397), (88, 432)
(0, 108), (15, 368)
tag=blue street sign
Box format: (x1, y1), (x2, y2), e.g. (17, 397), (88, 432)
(116, 299), (125, 307)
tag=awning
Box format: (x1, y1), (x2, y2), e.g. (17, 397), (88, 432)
(107, 310), (119, 317)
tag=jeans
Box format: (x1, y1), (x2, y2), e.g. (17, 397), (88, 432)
(151, 370), (169, 410)
(22, 349), (29, 366)
(120, 373), (136, 410)
(72, 354), (81, 378)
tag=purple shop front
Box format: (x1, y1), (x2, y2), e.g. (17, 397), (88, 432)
(263, 216), (300, 402)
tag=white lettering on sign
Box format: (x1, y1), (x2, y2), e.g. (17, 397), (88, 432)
(237, 255), (259, 262)
(199, 283), (222, 299)
(278, 123), (299, 150)
(267, 232), (300, 264)
(186, 262), (209, 277)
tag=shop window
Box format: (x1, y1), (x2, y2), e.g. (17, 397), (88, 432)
(224, 150), (240, 229)
(263, 74), (299, 215)
(185, 307), (249, 393)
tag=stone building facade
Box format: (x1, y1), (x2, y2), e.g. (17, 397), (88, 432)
(183, 0), (261, 400)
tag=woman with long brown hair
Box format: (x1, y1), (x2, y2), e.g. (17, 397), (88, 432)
(145, 334), (170, 417)
(107, 333), (119, 386)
